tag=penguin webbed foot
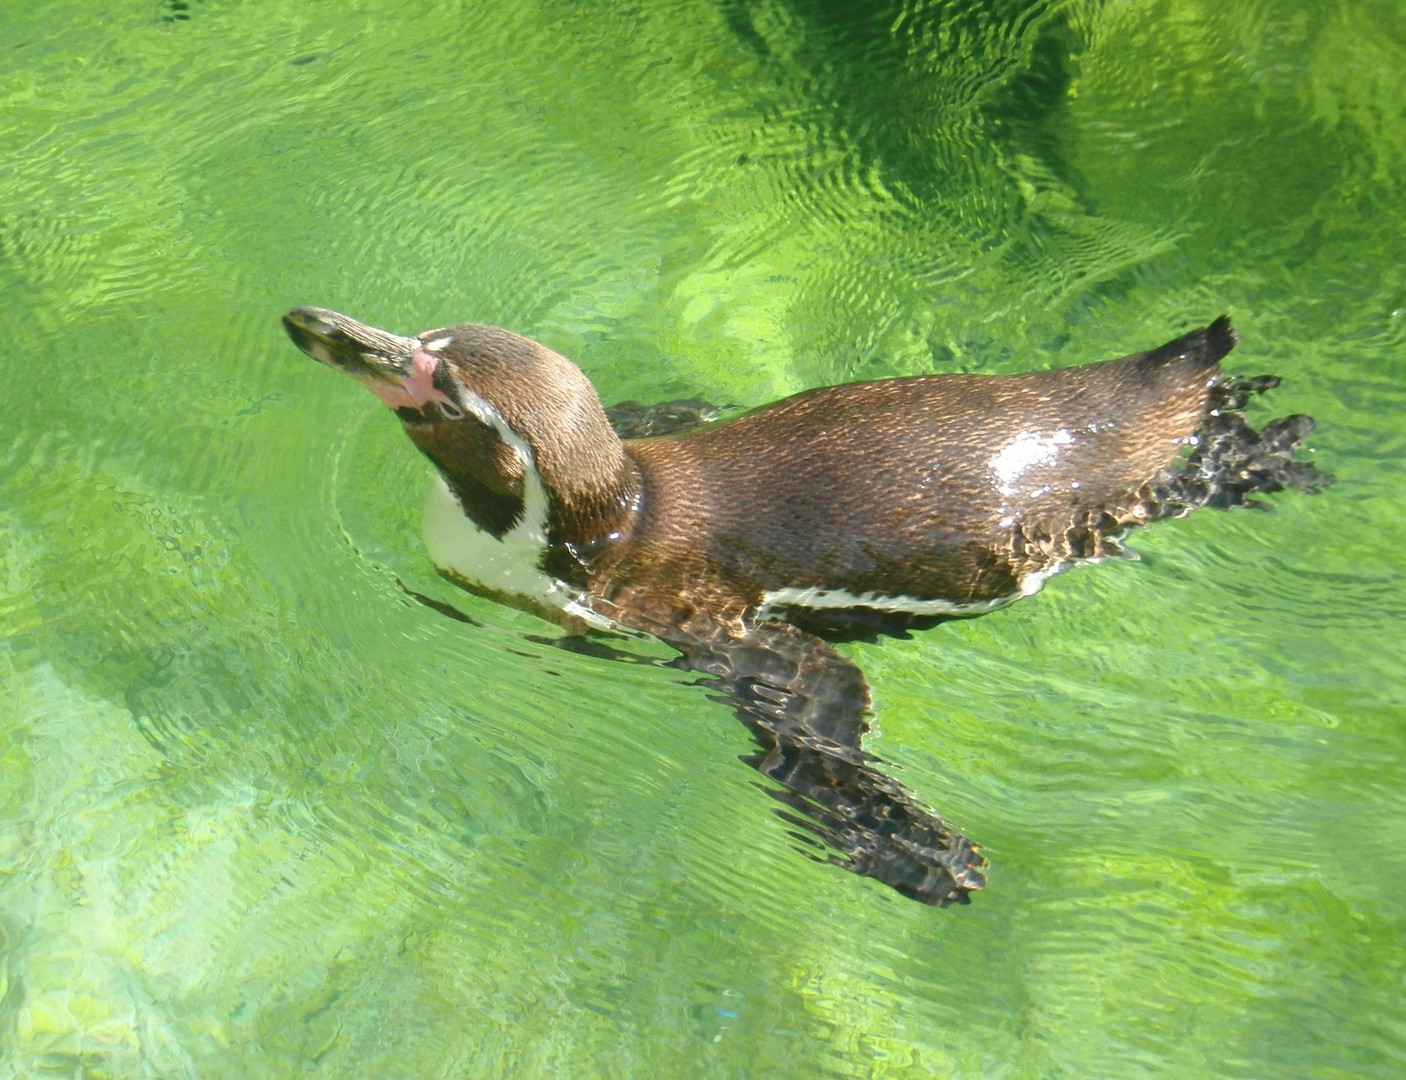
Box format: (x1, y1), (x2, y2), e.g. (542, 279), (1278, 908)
(1211, 372), (1281, 411)
(1151, 374), (1332, 517)
(676, 621), (986, 907)
(604, 397), (731, 439)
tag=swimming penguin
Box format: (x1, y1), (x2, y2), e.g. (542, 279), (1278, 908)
(283, 307), (1325, 905)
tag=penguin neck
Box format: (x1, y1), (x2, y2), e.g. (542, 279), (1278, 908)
(428, 411), (642, 578)
(535, 439), (643, 560)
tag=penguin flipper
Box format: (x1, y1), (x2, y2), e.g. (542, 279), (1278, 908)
(676, 621), (986, 907)
(604, 398), (728, 439)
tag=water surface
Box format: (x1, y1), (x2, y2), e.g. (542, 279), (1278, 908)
(2, 0), (1404, 1077)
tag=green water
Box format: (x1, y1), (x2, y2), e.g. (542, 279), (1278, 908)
(2, 0), (1403, 1076)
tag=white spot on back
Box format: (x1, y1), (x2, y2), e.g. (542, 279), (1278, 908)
(422, 335), (453, 352)
(990, 429), (1075, 496)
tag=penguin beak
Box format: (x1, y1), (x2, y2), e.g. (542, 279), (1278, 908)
(282, 307), (419, 383)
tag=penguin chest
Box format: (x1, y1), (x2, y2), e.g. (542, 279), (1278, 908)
(421, 473), (617, 631)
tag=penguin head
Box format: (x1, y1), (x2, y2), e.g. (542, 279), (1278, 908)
(283, 307), (636, 541)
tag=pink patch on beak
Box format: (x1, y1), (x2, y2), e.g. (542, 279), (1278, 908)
(363, 350), (453, 411)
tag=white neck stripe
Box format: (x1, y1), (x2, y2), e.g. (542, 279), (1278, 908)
(420, 392), (619, 632)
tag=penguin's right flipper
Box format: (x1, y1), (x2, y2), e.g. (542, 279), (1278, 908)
(676, 621), (986, 907)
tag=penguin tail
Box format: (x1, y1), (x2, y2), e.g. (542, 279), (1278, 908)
(1133, 314), (1239, 382)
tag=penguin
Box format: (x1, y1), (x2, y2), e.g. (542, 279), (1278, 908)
(283, 307), (1326, 906)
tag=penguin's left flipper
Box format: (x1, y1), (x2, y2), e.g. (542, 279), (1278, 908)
(676, 621), (987, 907)
(604, 398), (729, 439)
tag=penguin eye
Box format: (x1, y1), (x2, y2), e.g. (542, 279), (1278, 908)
(439, 400), (465, 421)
